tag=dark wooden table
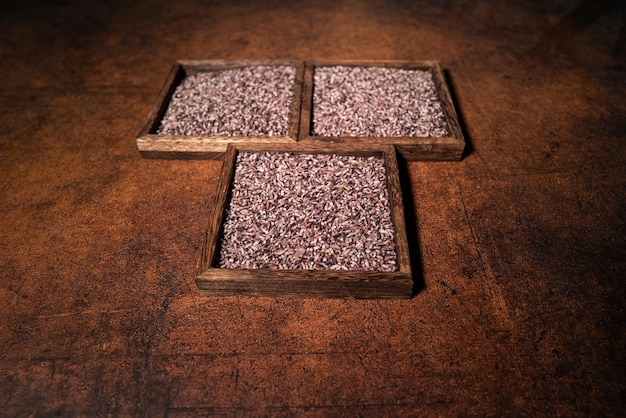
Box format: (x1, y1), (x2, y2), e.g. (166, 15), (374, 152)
(1, 0), (624, 415)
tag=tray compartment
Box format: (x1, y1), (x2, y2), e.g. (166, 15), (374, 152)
(196, 143), (414, 298)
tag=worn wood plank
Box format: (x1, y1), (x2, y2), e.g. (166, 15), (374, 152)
(136, 136), (296, 159)
(196, 270), (413, 299)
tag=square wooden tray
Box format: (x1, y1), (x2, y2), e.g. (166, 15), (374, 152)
(136, 60), (304, 159)
(299, 60), (465, 161)
(196, 143), (414, 298)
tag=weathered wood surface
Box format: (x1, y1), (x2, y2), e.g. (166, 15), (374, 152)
(196, 144), (413, 298)
(136, 60), (304, 158)
(298, 60), (466, 161)
(1, 0), (624, 416)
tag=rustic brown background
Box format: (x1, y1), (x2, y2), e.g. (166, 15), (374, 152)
(1, 0), (624, 416)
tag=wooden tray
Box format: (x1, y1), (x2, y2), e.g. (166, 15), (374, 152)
(299, 60), (465, 161)
(136, 60), (304, 159)
(196, 143), (414, 298)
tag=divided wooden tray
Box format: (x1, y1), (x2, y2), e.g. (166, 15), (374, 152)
(299, 60), (465, 161)
(136, 60), (464, 161)
(196, 144), (414, 298)
(136, 60), (304, 159)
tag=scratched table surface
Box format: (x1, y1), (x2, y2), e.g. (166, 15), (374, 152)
(0, 0), (624, 416)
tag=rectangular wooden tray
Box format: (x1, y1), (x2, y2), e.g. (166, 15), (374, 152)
(136, 60), (304, 159)
(196, 143), (414, 298)
(299, 60), (465, 161)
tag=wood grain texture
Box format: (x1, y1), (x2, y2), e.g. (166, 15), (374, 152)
(298, 60), (466, 161)
(3, 0), (625, 415)
(136, 60), (304, 159)
(136, 136), (296, 160)
(196, 144), (413, 298)
(196, 270), (413, 299)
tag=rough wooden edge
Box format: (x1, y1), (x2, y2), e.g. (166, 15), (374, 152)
(382, 147), (412, 279)
(195, 143), (414, 298)
(139, 151), (224, 160)
(196, 270), (413, 299)
(299, 60), (465, 161)
(136, 136), (296, 159)
(430, 62), (465, 149)
(136, 60), (304, 159)
(179, 59), (302, 73)
(299, 136), (464, 160)
(288, 62), (305, 140)
(197, 145), (238, 276)
(137, 63), (184, 138)
(307, 60), (438, 69)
